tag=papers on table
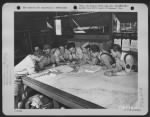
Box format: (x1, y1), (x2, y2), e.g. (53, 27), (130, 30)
(28, 65), (74, 78)
(78, 65), (102, 73)
(52, 65), (74, 73)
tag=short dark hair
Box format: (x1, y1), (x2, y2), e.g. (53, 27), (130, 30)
(84, 44), (91, 49)
(111, 44), (122, 53)
(66, 42), (75, 50)
(90, 45), (100, 53)
(43, 44), (51, 50)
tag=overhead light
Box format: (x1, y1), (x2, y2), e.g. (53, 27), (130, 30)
(55, 19), (62, 35)
(74, 30), (86, 33)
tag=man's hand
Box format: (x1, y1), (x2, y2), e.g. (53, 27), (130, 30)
(104, 71), (113, 76)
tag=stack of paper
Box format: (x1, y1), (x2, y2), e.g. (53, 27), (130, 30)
(122, 39), (130, 51)
(130, 40), (138, 52)
(79, 65), (102, 73)
(52, 65), (74, 73)
(114, 38), (121, 47)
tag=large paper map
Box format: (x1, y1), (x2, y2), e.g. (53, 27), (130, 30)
(29, 64), (138, 109)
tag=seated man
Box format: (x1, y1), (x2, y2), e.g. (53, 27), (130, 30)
(80, 42), (92, 64)
(15, 46), (43, 76)
(15, 44), (54, 75)
(98, 43), (115, 69)
(66, 42), (83, 63)
(89, 44), (115, 68)
(33, 46), (43, 58)
(53, 45), (66, 65)
(35, 44), (56, 71)
(15, 44), (58, 108)
(104, 44), (137, 76)
(14, 46), (44, 108)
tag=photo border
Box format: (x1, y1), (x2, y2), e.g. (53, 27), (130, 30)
(1, 1), (149, 116)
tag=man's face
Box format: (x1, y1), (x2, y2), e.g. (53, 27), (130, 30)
(69, 47), (76, 53)
(110, 49), (117, 58)
(91, 52), (98, 58)
(82, 48), (87, 53)
(43, 48), (51, 55)
(59, 46), (65, 54)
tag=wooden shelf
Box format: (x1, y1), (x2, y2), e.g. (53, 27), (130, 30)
(122, 50), (138, 54)
(113, 32), (137, 34)
(73, 34), (111, 40)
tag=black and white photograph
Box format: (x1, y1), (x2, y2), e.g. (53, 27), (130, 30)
(14, 11), (138, 109)
(2, 3), (148, 115)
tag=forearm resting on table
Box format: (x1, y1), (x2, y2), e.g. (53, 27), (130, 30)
(104, 65), (123, 76)
(87, 60), (96, 65)
(109, 67), (122, 73)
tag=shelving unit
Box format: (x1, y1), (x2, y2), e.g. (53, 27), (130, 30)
(112, 13), (137, 53)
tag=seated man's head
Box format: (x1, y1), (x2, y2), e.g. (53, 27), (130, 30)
(67, 42), (76, 53)
(34, 46), (40, 51)
(90, 45), (100, 57)
(33, 46), (42, 57)
(43, 44), (51, 55)
(59, 45), (65, 54)
(110, 44), (122, 59)
(82, 44), (91, 53)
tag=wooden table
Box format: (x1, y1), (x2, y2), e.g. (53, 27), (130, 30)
(22, 65), (137, 109)
(22, 76), (105, 109)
